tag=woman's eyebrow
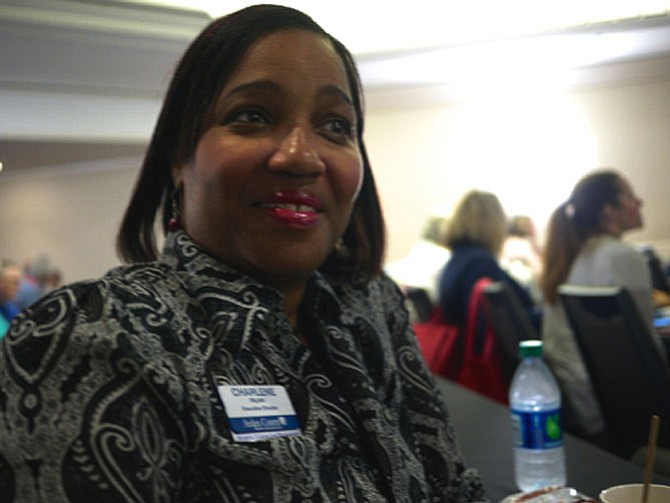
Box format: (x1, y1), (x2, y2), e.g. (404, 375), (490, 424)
(221, 80), (353, 107)
(319, 84), (354, 107)
(221, 79), (280, 101)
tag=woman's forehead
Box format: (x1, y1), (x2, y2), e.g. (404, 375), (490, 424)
(226, 29), (348, 88)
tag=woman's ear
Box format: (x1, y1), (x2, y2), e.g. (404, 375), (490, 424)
(602, 203), (614, 222)
(600, 203), (620, 235)
(171, 163), (183, 188)
(601, 203), (614, 219)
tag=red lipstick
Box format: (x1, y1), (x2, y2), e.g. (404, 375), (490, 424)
(258, 191), (323, 228)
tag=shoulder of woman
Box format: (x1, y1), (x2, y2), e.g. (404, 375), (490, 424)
(377, 273), (409, 304)
(1, 279), (112, 379)
(597, 236), (646, 263)
(10, 262), (174, 338)
(327, 271), (403, 302)
(2, 263), (184, 376)
(21, 277), (108, 324)
(323, 273), (409, 327)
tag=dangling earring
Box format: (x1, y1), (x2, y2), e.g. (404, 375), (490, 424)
(168, 187), (181, 231)
(334, 238), (348, 256)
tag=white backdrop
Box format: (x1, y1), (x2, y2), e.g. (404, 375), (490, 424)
(1, 77), (669, 283)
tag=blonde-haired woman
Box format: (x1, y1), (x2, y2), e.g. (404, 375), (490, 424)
(437, 190), (537, 328)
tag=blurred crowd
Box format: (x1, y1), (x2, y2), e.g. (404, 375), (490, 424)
(0, 254), (62, 338)
(387, 170), (670, 453)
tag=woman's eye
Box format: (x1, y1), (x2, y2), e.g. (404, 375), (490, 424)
(320, 117), (353, 138)
(235, 110), (269, 124)
(224, 108), (271, 126)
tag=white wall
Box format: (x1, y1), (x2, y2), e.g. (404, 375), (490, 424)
(366, 77), (670, 264)
(0, 158), (140, 282)
(1, 77), (669, 283)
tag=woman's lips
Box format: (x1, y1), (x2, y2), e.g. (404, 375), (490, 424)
(258, 191), (323, 228)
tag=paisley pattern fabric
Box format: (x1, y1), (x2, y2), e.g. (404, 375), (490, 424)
(0, 231), (486, 503)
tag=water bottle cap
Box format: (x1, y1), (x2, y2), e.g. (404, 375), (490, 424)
(519, 339), (543, 357)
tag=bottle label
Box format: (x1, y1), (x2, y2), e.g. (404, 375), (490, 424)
(510, 408), (563, 449)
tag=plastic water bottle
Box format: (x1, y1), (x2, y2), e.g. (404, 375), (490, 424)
(509, 340), (566, 492)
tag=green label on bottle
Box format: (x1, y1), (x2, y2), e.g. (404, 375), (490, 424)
(511, 408), (563, 449)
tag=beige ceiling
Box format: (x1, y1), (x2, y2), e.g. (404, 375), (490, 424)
(1, 0), (670, 174)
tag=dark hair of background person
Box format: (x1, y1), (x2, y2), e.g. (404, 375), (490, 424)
(540, 170), (623, 304)
(116, 4), (385, 278)
(444, 190), (507, 255)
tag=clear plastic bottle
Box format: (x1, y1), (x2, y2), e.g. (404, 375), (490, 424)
(509, 340), (566, 492)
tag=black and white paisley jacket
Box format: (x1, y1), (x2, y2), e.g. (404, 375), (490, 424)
(0, 231), (486, 503)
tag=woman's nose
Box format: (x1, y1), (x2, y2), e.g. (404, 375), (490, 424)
(268, 126), (326, 176)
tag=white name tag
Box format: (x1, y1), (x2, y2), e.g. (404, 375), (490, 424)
(217, 385), (301, 442)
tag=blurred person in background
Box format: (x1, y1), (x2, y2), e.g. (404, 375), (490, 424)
(501, 214), (544, 304)
(438, 190), (538, 330)
(14, 253), (58, 310)
(0, 259), (21, 338)
(541, 169), (666, 440)
(385, 214), (451, 320)
(45, 265), (63, 292)
(637, 245), (670, 307)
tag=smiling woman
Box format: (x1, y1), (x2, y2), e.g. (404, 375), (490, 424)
(170, 29), (365, 313)
(0, 4), (486, 503)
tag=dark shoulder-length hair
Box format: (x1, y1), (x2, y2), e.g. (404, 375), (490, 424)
(116, 4), (385, 278)
(540, 169), (623, 304)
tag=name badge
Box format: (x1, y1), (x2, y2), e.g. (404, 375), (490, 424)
(217, 385), (301, 442)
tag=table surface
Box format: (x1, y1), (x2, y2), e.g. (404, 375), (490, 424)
(435, 376), (670, 502)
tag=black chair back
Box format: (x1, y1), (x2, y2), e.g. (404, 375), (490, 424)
(641, 247), (670, 295)
(559, 284), (670, 458)
(405, 287), (434, 323)
(481, 281), (540, 380)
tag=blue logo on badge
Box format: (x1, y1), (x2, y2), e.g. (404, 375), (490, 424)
(230, 415), (300, 434)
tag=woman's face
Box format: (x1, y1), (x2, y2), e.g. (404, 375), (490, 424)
(609, 177), (643, 234)
(173, 29), (363, 291)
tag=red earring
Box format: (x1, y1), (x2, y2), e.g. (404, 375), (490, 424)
(168, 187), (181, 231)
